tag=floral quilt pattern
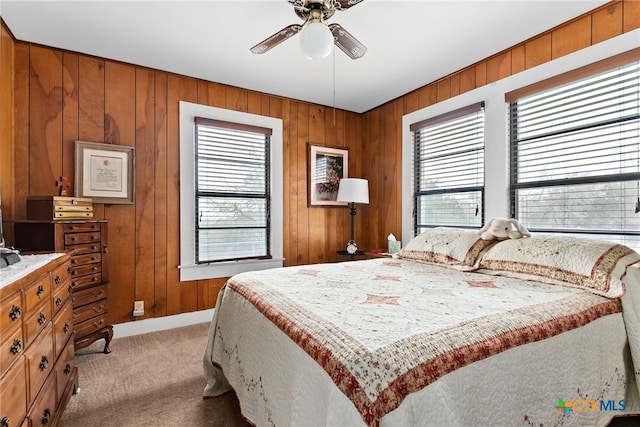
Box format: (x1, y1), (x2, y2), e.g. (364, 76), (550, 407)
(221, 258), (621, 426)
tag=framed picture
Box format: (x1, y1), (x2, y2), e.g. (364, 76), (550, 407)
(74, 141), (135, 204)
(309, 144), (349, 206)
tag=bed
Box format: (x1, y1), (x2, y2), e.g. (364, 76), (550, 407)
(203, 228), (640, 426)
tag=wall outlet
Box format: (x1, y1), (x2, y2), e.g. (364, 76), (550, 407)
(133, 300), (144, 317)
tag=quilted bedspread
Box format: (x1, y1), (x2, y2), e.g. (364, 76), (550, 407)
(203, 258), (640, 426)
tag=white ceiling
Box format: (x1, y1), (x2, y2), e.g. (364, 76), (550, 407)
(1, 0), (609, 113)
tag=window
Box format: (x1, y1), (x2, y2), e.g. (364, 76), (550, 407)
(179, 102), (283, 281)
(410, 102), (485, 234)
(509, 57), (640, 251)
(195, 118), (270, 263)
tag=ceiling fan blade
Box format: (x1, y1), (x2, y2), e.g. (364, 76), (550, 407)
(250, 24), (303, 54)
(329, 23), (367, 59)
(334, 0), (366, 10)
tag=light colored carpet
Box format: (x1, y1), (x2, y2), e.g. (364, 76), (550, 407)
(59, 323), (251, 427)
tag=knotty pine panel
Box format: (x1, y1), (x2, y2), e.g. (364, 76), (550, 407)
(294, 102), (311, 266)
(166, 73), (197, 317)
(29, 46), (63, 196)
(105, 61), (137, 324)
(486, 51), (511, 84)
(551, 15), (592, 59)
(62, 53), (79, 187)
(134, 67), (157, 320)
(153, 71), (169, 318)
(623, 0), (640, 33)
(12, 42), (29, 223)
(592, 2), (623, 44)
(511, 46), (526, 75)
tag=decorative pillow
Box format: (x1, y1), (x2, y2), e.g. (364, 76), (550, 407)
(477, 235), (640, 298)
(398, 227), (498, 271)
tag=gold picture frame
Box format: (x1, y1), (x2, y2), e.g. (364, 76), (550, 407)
(308, 144), (349, 207)
(74, 141), (135, 204)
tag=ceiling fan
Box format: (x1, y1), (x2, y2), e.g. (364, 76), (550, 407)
(250, 0), (367, 60)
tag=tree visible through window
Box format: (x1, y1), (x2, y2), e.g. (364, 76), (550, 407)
(195, 118), (271, 263)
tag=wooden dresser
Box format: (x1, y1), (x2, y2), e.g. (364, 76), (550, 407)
(14, 220), (112, 354)
(0, 253), (77, 427)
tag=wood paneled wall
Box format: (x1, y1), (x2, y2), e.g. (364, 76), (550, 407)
(361, 0), (640, 251)
(0, 23), (364, 324)
(1, 1), (637, 324)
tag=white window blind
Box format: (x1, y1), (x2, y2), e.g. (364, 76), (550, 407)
(509, 59), (640, 251)
(195, 118), (271, 263)
(411, 102), (485, 234)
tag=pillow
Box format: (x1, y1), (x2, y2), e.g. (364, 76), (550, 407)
(477, 235), (640, 298)
(398, 227), (498, 271)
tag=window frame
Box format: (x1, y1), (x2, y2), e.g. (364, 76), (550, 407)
(410, 102), (486, 234)
(508, 54), (640, 248)
(179, 101), (283, 281)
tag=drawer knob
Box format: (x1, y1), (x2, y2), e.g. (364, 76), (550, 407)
(64, 363), (72, 375)
(41, 408), (52, 425)
(71, 237), (77, 241)
(10, 339), (22, 355)
(36, 285), (45, 297)
(55, 275), (61, 284)
(9, 305), (21, 320)
(39, 355), (49, 371)
(55, 297), (63, 307)
(38, 312), (46, 325)
(92, 235), (98, 240)
(1, 417), (9, 427)
(68, 285), (73, 294)
(64, 322), (70, 333)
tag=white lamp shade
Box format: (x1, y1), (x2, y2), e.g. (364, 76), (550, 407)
(337, 178), (369, 204)
(299, 20), (333, 60)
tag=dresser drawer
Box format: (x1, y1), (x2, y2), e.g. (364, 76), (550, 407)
(74, 314), (109, 339)
(71, 284), (107, 308)
(51, 261), (71, 289)
(64, 231), (101, 245)
(25, 323), (54, 403)
(69, 263), (101, 278)
(24, 275), (51, 314)
(54, 339), (75, 403)
(0, 357), (27, 427)
(24, 300), (52, 347)
(70, 272), (101, 290)
(64, 222), (102, 234)
(26, 373), (56, 427)
(52, 281), (73, 316)
(70, 252), (102, 267)
(1, 292), (23, 341)
(0, 325), (24, 374)
(73, 299), (107, 324)
(53, 302), (74, 359)
(67, 241), (102, 256)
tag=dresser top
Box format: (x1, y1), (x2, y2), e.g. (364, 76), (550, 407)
(0, 253), (65, 290)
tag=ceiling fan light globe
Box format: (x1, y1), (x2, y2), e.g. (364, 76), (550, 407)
(299, 21), (333, 60)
